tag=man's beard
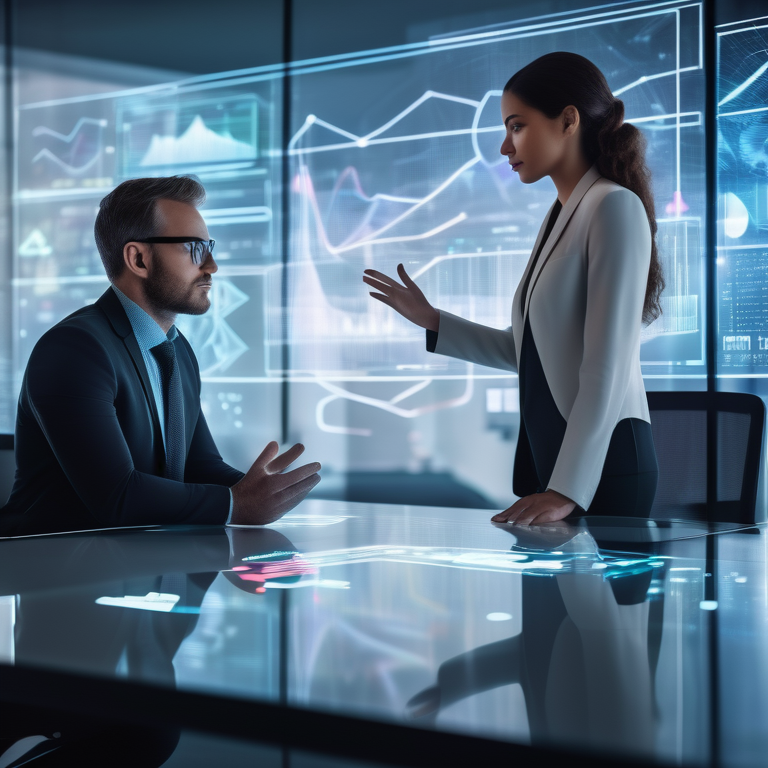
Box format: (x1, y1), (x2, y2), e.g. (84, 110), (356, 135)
(144, 256), (211, 317)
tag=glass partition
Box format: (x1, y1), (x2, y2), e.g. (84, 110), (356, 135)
(7, 0), (758, 510)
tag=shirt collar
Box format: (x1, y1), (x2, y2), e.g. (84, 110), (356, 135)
(111, 284), (178, 351)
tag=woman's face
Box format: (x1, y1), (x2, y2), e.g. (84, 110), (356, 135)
(499, 91), (575, 184)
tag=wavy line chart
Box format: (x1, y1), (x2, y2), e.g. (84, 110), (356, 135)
(30, 117), (109, 176)
(31, 117), (108, 143)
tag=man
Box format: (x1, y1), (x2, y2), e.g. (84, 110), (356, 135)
(0, 176), (320, 536)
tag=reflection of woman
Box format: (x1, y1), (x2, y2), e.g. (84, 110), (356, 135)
(364, 53), (662, 524)
(407, 559), (658, 756)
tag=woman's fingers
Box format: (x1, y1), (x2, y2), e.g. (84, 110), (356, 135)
(364, 265), (435, 329)
(363, 275), (403, 300)
(363, 269), (401, 289)
(397, 263), (421, 293)
(491, 498), (527, 523)
(369, 292), (394, 308)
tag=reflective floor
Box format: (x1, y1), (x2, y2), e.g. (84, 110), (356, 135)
(0, 500), (766, 767)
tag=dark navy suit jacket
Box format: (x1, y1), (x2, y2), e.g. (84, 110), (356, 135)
(0, 288), (244, 536)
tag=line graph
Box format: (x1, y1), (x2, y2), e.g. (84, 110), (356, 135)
(294, 159), (478, 255)
(31, 117), (108, 143)
(30, 117), (109, 176)
(288, 91), (481, 152)
(286, 76), (702, 354)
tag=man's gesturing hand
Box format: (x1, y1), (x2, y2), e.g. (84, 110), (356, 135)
(363, 264), (440, 332)
(230, 442), (321, 526)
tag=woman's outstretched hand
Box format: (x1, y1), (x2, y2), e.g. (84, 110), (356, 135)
(491, 490), (577, 526)
(363, 264), (440, 332)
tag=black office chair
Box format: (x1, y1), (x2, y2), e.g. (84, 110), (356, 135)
(0, 433), (14, 507)
(647, 392), (765, 524)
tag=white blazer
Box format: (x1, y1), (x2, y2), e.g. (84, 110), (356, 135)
(433, 165), (652, 510)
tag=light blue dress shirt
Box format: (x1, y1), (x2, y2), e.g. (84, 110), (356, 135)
(112, 285), (234, 522)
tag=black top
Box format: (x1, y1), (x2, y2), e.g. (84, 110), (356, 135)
(519, 199), (562, 318)
(516, 201), (567, 495)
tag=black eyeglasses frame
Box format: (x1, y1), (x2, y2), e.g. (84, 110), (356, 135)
(131, 236), (215, 266)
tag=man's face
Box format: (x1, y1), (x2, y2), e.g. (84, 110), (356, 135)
(144, 199), (217, 317)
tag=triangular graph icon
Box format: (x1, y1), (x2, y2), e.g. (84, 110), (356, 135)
(19, 229), (52, 257)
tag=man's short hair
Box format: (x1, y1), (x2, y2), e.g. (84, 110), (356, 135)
(94, 175), (206, 281)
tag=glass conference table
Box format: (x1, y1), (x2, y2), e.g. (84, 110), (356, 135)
(0, 499), (766, 768)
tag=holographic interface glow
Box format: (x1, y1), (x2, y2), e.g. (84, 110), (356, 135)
(716, 17), (768, 375)
(11, 0), (715, 481)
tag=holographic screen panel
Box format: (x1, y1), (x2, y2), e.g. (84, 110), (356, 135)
(716, 18), (768, 376)
(278, 1), (706, 379)
(13, 76), (282, 391)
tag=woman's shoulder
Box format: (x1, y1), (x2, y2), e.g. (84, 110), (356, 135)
(589, 175), (644, 203)
(586, 176), (647, 220)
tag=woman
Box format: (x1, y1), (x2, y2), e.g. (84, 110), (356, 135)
(363, 52), (663, 525)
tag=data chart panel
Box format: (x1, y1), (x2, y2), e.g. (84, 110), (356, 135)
(717, 17), (768, 375)
(282, 1), (706, 380)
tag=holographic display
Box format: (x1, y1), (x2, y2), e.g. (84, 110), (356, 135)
(716, 17), (768, 375)
(284, 1), (706, 384)
(10, 1), (707, 495)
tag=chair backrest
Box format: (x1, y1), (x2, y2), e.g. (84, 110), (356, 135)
(0, 433), (14, 507)
(647, 391), (765, 524)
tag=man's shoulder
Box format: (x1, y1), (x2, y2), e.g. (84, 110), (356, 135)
(34, 291), (121, 355)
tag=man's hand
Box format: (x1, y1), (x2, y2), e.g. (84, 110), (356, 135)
(491, 490), (577, 526)
(230, 442), (321, 525)
(363, 264), (440, 332)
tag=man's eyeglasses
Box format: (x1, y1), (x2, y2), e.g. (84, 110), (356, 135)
(133, 237), (215, 266)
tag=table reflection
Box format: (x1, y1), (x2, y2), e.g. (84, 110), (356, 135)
(0, 528), (298, 767)
(406, 525), (660, 756)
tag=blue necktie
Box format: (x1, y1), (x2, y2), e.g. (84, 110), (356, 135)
(150, 340), (185, 482)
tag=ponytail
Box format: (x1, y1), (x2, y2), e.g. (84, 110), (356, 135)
(594, 99), (663, 324)
(505, 53), (664, 324)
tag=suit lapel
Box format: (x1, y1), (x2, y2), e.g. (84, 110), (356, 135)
(96, 288), (162, 441)
(514, 198), (559, 311)
(522, 165), (602, 321)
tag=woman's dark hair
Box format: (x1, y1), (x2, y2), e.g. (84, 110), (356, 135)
(504, 52), (664, 324)
(94, 175), (206, 281)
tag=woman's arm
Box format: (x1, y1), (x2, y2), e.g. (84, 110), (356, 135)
(363, 265), (518, 373)
(431, 311), (517, 372)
